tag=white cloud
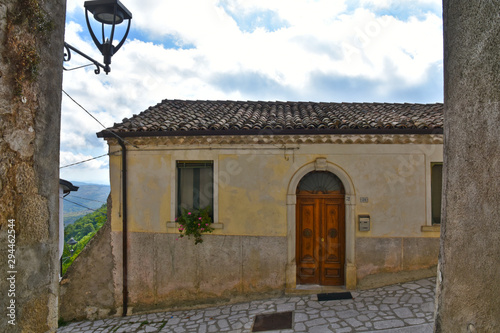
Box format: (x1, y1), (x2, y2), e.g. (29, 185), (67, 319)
(59, 151), (109, 185)
(61, 0), (443, 184)
(65, 0), (83, 15)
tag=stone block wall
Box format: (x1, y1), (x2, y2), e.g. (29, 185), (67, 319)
(59, 198), (117, 322)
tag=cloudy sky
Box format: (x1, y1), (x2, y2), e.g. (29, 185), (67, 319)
(59, 0), (443, 185)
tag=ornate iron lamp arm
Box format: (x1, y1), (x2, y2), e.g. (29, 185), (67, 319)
(63, 42), (106, 74)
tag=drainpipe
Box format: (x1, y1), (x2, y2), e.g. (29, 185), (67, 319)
(118, 139), (128, 317)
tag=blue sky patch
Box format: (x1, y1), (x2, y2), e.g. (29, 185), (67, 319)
(219, 4), (289, 33)
(345, 0), (441, 21)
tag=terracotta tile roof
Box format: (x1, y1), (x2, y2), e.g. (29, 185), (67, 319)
(97, 100), (443, 137)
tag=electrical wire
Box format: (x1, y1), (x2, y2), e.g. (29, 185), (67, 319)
(62, 89), (139, 148)
(63, 198), (99, 211)
(60, 153), (109, 169)
(69, 195), (107, 203)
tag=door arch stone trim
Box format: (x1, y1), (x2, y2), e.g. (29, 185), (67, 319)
(286, 158), (357, 289)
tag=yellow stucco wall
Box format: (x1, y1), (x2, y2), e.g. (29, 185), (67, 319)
(108, 139), (442, 239)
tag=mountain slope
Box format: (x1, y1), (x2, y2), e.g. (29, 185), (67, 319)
(63, 182), (110, 225)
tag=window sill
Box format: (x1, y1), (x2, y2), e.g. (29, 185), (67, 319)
(166, 222), (224, 229)
(421, 225), (440, 232)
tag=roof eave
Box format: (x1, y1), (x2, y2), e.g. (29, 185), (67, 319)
(96, 127), (443, 139)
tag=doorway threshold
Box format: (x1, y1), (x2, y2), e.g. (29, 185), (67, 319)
(286, 284), (347, 296)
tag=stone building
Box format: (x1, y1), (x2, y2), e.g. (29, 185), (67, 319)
(61, 100), (443, 320)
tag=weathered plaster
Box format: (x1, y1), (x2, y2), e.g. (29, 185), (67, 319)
(436, 1), (500, 331)
(356, 237), (439, 289)
(112, 232), (287, 314)
(0, 0), (65, 331)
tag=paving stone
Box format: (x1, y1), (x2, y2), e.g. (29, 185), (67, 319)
(320, 310), (336, 318)
(231, 303), (249, 311)
(166, 318), (181, 325)
(357, 314), (370, 322)
(336, 327), (353, 332)
(309, 325), (334, 333)
(373, 319), (405, 330)
(408, 296), (424, 304)
(326, 316), (340, 323)
(394, 307), (415, 319)
(295, 312), (308, 322)
(383, 296), (400, 304)
(405, 318), (427, 325)
(346, 317), (363, 327)
(294, 322), (306, 331)
(403, 283), (421, 290)
(421, 301), (435, 312)
(56, 277), (437, 333)
(277, 302), (295, 312)
(337, 309), (359, 319)
(204, 309), (221, 317)
(332, 305), (349, 311)
(304, 318), (328, 327)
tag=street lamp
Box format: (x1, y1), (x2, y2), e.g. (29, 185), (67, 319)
(63, 0), (132, 74)
(67, 237), (78, 249)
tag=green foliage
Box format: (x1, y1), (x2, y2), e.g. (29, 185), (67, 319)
(62, 204), (107, 275)
(176, 207), (214, 245)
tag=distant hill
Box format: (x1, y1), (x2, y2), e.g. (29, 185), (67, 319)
(63, 182), (110, 225)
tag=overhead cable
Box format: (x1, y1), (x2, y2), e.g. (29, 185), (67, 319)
(62, 89), (139, 148)
(63, 198), (99, 211)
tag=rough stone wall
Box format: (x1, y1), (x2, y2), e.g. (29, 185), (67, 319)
(0, 0), (65, 332)
(59, 196), (117, 322)
(435, 1), (500, 331)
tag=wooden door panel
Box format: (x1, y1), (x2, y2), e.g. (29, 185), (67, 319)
(296, 199), (319, 284)
(324, 202), (340, 264)
(297, 195), (345, 286)
(321, 199), (345, 285)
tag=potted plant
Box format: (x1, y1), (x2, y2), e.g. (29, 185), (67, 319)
(176, 207), (214, 244)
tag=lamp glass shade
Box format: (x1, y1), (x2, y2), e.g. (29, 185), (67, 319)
(84, 0), (132, 25)
(94, 6), (125, 24)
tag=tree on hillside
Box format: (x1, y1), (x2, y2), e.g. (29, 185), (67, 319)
(62, 204), (107, 275)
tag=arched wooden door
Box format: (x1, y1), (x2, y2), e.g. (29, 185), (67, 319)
(296, 171), (345, 286)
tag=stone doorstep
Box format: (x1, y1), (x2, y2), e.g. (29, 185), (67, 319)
(286, 284), (348, 296)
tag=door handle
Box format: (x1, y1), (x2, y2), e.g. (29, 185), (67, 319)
(321, 238), (324, 242)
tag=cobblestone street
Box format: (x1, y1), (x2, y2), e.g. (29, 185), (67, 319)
(58, 277), (436, 333)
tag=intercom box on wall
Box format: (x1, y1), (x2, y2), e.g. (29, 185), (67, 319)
(359, 215), (370, 231)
